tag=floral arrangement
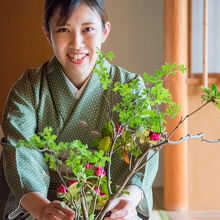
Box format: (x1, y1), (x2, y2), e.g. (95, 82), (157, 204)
(17, 50), (220, 220)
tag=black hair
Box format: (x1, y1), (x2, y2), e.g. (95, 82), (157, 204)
(43, 0), (108, 32)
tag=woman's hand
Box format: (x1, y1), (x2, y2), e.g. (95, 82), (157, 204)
(104, 198), (137, 220)
(104, 185), (143, 220)
(21, 192), (75, 220)
(40, 200), (75, 220)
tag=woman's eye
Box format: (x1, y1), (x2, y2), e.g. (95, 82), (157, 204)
(83, 27), (94, 32)
(57, 28), (69, 32)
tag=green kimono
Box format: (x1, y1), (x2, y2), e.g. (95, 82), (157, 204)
(0, 57), (159, 219)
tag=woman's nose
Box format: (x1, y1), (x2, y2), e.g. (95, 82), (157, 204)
(69, 32), (84, 49)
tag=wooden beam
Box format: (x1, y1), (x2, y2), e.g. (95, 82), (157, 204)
(163, 0), (189, 211)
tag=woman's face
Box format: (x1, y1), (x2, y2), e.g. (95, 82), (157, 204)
(44, 2), (110, 79)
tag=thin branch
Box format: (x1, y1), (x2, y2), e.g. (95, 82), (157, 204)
(81, 194), (89, 220)
(202, 136), (220, 143)
(112, 145), (123, 154)
(168, 101), (211, 139)
(37, 147), (79, 218)
(82, 187), (88, 213)
(168, 132), (220, 144)
(134, 146), (161, 173)
(135, 133), (220, 173)
(107, 136), (118, 195)
(97, 140), (163, 220)
(55, 162), (78, 217)
(129, 153), (132, 170)
(162, 71), (177, 84)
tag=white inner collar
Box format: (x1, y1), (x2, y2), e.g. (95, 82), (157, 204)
(62, 71), (92, 100)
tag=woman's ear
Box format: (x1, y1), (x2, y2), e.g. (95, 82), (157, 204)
(102, 22), (111, 43)
(42, 25), (52, 45)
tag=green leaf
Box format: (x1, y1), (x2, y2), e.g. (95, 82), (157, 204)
(85, 168), (94, 176)
(98, 136), (111, 151)
(216, 102), (220, 110)
(102, 122), (113, 137)
(201, 94), (208, 101)
(121, 189), (130, 195)
(201, 86), (210, 94)
(60, 201), (66, 208)
(91, 136), (102, 147)
(104, 156), (111, 162)
(211, 83), (217, 95)
(178, 64), (188, 73)
(77, 182), (84, 188)
(89, 214), (95, 220)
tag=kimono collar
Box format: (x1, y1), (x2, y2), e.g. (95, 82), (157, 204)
(45, 56), (112, 122)
(61, 69), (92, 100)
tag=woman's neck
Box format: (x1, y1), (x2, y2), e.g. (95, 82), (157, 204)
(64, 72), (92, 89)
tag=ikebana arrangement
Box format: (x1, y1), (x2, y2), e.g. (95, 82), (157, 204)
(16, 50), (220, 220)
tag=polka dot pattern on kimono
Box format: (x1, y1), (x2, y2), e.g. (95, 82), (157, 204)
(0, 56), (158, 219)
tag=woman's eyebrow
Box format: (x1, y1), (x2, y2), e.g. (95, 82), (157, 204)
(81, 22), (96, 26)
(55, 22), (96, 27)
(55, 23), (71, 27)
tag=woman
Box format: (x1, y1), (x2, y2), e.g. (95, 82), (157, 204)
(1, 0), (158, 219)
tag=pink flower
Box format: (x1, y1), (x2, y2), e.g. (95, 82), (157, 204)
(95, 166), (106, 177)
(127, 142), (132, 146)
(85, 162), (92, 169)
(100, 192), (106, 197)
(69, 180), (78, 186)
(149, 131), (161, 141)
(94, 187), (106, 197)
(131, 134), (136, 141)
(94, 186), (100, 194)
(57, 184), (67, 194)
(115, 124), (122, 134)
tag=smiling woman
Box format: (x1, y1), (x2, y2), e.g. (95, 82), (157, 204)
(42, 1), (110, 88)
(0, 0), (158, 219)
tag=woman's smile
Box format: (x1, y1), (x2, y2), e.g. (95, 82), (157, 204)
(43, 2), (110, 88)
(67, 53), (88, 64)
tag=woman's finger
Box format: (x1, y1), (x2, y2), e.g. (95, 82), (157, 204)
(47, 214), (60, 220)
(43, 206), (68, 220)
(52, 201), (75, 216)
(41, 201), (75, 220)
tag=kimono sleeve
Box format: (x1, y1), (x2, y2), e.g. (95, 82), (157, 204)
(1, 72), (50, 202)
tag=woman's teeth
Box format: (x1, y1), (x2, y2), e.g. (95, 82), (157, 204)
(69, 54), (86, 60)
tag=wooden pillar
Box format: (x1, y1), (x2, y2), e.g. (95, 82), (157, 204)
(163, 0), (189, 210)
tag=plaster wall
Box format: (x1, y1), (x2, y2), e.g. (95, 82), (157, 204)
(0, 0), (52, 118)
(188, 83), (220, 209)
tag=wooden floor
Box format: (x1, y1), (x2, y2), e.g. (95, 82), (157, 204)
(167, 210), (220, 220)
(152, 187), (220, 220)
(150, 210), (220, 220)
